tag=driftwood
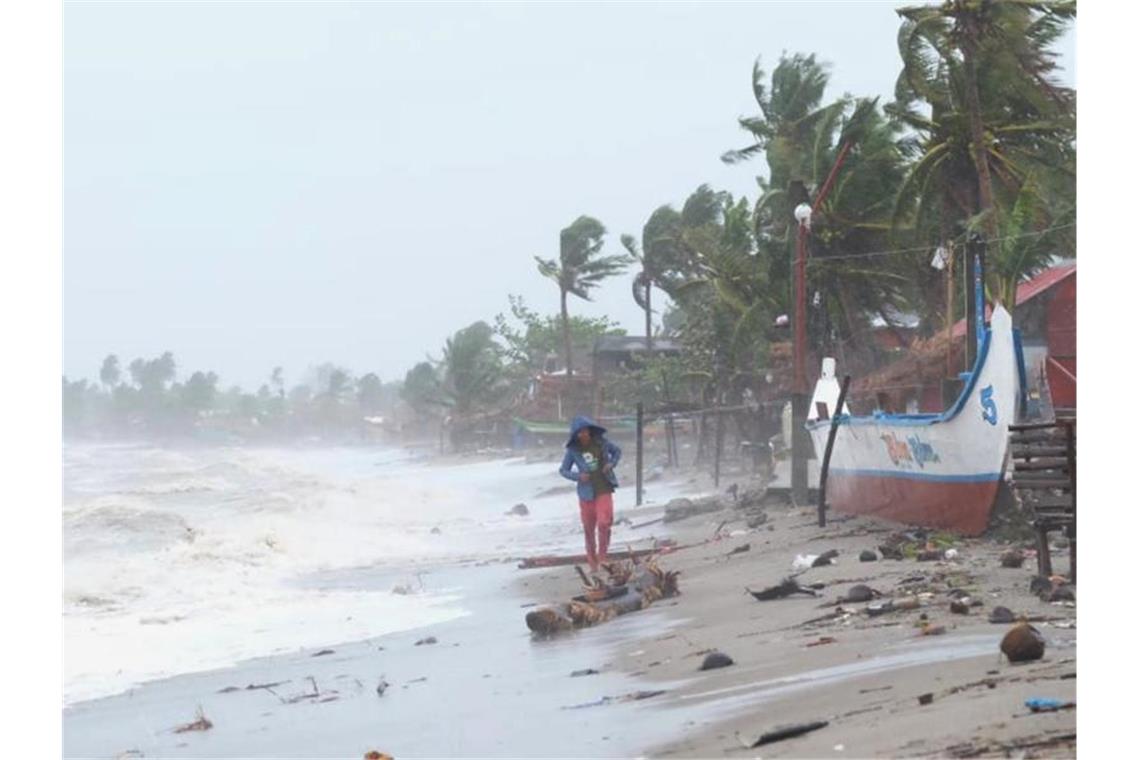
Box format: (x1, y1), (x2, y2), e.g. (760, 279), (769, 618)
(525, 558), (681, 635)
(517, 543), (678, 569)
(748, 577), (819, 601)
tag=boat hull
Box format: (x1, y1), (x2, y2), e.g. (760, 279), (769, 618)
(824, 471), (999, 535)
(808, 305), (1021, 536)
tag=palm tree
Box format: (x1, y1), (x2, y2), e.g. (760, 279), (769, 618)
(535, 215), (626, 377)
(892, 2), (1075, 230)
(99, 354), (120, 389)
(890, 0), (1075, 315)
(440, 321), (505, 415)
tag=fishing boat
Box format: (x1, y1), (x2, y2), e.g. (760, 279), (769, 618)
(806, 265), (1027, 535)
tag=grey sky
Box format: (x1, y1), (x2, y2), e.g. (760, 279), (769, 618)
(64, 1), (1075, 390)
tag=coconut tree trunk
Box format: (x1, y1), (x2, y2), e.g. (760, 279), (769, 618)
(960, 11), (998, 242)
(560, 287), (573, 378)
(644, 283), (653, 355)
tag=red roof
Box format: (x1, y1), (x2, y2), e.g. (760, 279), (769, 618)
(951, 263), (1075, 338)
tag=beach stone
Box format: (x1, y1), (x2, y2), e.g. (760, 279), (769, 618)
(506, 503), (529, 516)
(1000, 622), (1046, 663)
(1029, 576), (1052, 597)
(414, 636), (438, 646)
(989, 606), (1016, 624)
(747, 511), (769, 528)
(950, 599), (971, 614)
(430, 526), (442, 535)
(699, 651), (734, 671)
(1048, 584), (1076, 603)
(844, 584), (876, 603)
(859, 550), (878, 562)
(1001, 549), (1026, 568)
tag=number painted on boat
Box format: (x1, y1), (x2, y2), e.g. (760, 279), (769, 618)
(980, 385), (997, 425)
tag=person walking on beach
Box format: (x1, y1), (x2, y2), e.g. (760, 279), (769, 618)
(560, 415), (622, 574)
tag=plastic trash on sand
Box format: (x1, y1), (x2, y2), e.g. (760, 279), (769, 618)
(793, 554), (818, 571)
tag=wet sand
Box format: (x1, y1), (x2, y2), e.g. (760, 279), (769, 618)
(527, 495), (1077, 758)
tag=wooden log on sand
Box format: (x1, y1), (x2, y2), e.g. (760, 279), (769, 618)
(525, 558), (681, 635)
(517, 541), (679, 569)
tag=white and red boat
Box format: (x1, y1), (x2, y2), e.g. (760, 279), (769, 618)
(806, 302), (1026, 536)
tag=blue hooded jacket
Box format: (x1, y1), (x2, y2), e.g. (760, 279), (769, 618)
(559, 415), (622, 502)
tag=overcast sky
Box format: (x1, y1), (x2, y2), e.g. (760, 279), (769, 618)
(64, 1), (1075, 390)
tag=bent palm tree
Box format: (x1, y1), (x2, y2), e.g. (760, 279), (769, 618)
(535, 216), (626, 377)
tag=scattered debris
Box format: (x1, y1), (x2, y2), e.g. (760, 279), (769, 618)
(311, 649), (335, 657)
(989, 606), (1016, 624)
(943, 548), (959, 560)
(414, 636), (438, 646)
(879, 544), (905, 560)
(173, 706), (213, 734)
(813, 549), (840, 567)
(918, 693), (934, 706)
(1029, 575), (1052, 596)
(375, 677), (389, 697)
(916, 549), (943, 562)
(950, 599), (971, 615)
(1026, 697), (1075, 713)
(1047, 584), (1076, 603)
(747, 512), (769, 529)
(1001, 549), (1026, 568)
(841, 584), (879, 603)
(919, 624), (947, 636)
(806, 636), (837, 648)
(1001, 621), (1046, 663)
(726, 543), (751, 556)
(570, 668), (600, 677)
(363, 751), (393, 760)
(748, 578), (819, 601)
(750, 720), (829, 747)
(699, 652), (734, 671)
(430, 526), (442, 535)
(506, 503), (530, 516)
(859, 550), (878, 562)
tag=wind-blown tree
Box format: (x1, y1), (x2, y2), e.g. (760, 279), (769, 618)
(723, 52), (915, 354)
(535, 215), (627, 377)
(180, 371), (219, 419)
(99, 354), (121, 389)
(402, 361), (442, 420)
(493, 294), (623, 376)
(889, 0), (1076, 311)
(439, 321), (506, 416)
(357, 373), (385, 415)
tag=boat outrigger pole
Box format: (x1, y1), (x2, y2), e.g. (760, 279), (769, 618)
(965, 232), (987, 368)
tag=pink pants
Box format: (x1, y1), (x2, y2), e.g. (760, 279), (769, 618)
(579, 492), (614, 566)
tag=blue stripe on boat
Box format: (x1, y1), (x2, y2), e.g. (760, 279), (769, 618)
(829, 468), (1002, 483)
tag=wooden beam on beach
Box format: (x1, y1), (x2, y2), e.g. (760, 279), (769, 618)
(516, 543), (679, 569)
(524, 559), (681, 635)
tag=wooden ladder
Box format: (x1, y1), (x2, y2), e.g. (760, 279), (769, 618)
(1008, 417), (1076, 582)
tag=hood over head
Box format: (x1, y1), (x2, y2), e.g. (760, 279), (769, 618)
(566, 414), (607, 448)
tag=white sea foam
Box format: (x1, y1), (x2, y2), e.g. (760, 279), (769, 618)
(63, 442), (690, 704)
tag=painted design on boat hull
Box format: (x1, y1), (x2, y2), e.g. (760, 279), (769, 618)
(807, 305), (1021, 536)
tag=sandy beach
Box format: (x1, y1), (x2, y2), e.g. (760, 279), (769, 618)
(522, 486), (1077, 758)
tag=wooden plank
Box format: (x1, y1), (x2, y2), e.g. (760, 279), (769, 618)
(1011, 458), (1072, 471)
(1010, 478), (1073, 490)
(1020, 495), (1075, 509)
(1010, 421), (1071, 432)
(1010, 446), (1070, 459)
(1010, 430), (1069, 444)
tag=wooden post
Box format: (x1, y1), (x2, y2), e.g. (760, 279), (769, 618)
(636, 402), (644, 507)
(817, 375), (852, 527)
(714, 407), (724, 488)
